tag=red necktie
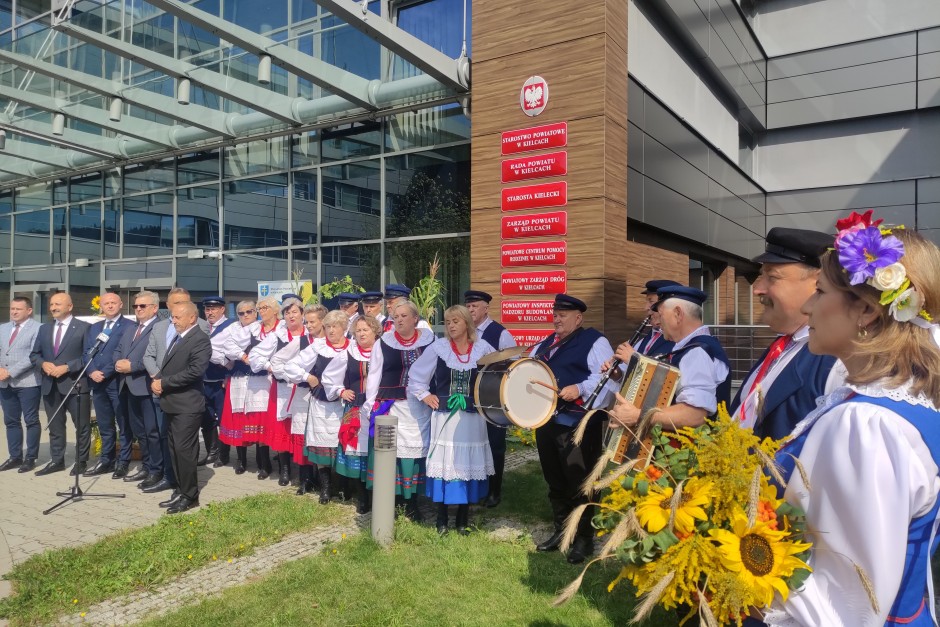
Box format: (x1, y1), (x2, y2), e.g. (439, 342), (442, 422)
(8, 324), (18, 346)
(53, 322), (63, 354)
(133, 324), (144, 342)
(741, 335), (791, 424)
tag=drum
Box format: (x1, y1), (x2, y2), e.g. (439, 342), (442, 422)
(474, 357), (557, 429)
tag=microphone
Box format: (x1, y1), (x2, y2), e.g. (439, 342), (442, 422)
(86, 332), (111, 357)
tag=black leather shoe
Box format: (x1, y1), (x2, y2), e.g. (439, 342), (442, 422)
(234, 460), (246, 475)
(124, 468), (149, 482)
(212, 457), (227, 468)
(0, 457), (22, 471)
(536, 530), (564, 552)
(138, 473), (164, 489)
(484, 492), (502, 508)
(69, 462), (87, 476)
(111, 463), (129, 479)
(83, 460), (115, 477)
(36, 460), (66, 476)
(566, 536), (594, 565)
(166, 496), (200, 515)
(258, 469), (269, 480)
(17, 459), (36, 473)
(159, 490), (181, 508)
(141, 477), (173, 494)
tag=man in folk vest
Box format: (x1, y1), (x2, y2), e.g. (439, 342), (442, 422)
(609, 286), (731, 430)
(464, 289), (516, 508)
(531, 293), (614, 565)
(729, 228), (840, 440)
(199, 295), (232, 466)
(633, 280), (680, 357)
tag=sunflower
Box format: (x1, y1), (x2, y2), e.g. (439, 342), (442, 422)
(709, 510), (811, 606)
(635, 476), (713, 535)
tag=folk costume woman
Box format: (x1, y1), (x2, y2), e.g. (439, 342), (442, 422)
(758, 216), (940, 627)
(362, 300), (435, 521)
(256, 297), (308, 487)
(220, 296), (282, 479)
(408, 305), (496, 534)
(284, 311), (349, 504)
(211, 299), (255, 471)
(330, 314), (381, 514)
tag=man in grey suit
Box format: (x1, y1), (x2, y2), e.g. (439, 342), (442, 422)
(113, 291), (162, 487)
(29, 292), (91, 476)
(143, 288), (207, 496)
(151, 302), (211, 514)
(0, 297), (42, 472)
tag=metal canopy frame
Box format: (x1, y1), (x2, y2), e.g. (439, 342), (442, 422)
(0, 0), (470, 188)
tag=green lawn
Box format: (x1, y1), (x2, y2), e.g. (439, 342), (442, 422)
(485, 460), (553, 525)
(0, 492), (347, 626)
(143, 520), (673, 627)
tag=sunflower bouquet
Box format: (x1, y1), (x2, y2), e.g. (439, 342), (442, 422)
(556, 404), (812, 626)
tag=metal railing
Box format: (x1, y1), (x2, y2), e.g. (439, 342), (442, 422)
(707, 324), (775, 385)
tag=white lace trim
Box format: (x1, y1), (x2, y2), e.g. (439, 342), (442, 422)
(397, 445), (429, 458)
(425, 462), (494, 482)
(346, 343), (373, 363)
(788, 379), (938, 442)
(313, 338), (349, 358)
(380, 328), (435, 351)
(429, 337), (495, 371)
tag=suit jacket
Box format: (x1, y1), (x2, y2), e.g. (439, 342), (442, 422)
(157, 327), (211, 415)
(143, 318), (209, 379)
(113, 318), (158, 397)
(0, 319), (41, 388)
(83, 317), (134, 389)
(30, 317), (91, 395)
(729, 344), (837, 441)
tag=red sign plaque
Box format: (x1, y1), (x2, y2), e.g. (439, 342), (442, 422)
(501, 151), (567, 183)
(501, 211), (567, 239)
(509, 329), (554, 346)
(501, 241), (567, 267)
(501, 300), (555, 324)
(501, 122), (568, 155)
(501, 181), (567, 212)
(501, 270), (567, 296)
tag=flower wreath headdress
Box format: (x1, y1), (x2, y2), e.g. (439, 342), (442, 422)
(834, 210), (934, 328)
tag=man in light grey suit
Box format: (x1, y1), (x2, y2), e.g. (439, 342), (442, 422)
(0, 297), (42, 472)
(143, 288), (208, 495)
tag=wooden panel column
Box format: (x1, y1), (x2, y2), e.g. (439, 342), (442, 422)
(471, 0), (629, 341)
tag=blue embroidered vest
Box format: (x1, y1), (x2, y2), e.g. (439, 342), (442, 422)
(534, 327), (604, 427)
(668, 335), (733, 409)
(343, 355), (369, 408)
(431, 356), (478, 413)
(377, 339), (428, 400)
(480, 319), (507, 350)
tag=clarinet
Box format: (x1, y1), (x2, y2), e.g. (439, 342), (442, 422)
(584, 316), (652, 410)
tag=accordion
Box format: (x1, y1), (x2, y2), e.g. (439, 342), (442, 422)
(603, 353), (681, 464)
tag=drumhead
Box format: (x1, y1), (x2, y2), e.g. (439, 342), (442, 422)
(502, 358), (556, 429)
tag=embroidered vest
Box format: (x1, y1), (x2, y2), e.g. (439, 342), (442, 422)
(343, 356), (369, 407)
(480, 319), (507, 349)
(431, 356), (478, 413)
(534, 327), (603, 426)
(377, 340), (427, 400)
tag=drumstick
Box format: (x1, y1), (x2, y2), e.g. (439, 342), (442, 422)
(530, 379), (560, 394)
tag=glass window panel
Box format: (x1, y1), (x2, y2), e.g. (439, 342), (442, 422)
(223, 175), (288, 251)
(292, 169), (317, 248)
(103, 260), (172, 282)
(104, 168), (121, 198)
(69, 267), (101, 316)
(70, 172), (102, 202)
(321, 161), (380, 243)
(0, 2), (11, 33)
(0, 190), (11, 215)
(295, 33), (317, 99)
(124, 159), (175, 194)
(224, 136), (289, 178)
(52, 208), (66, 263)
(222, 252), (287, 301)
(13, 210), (50, 266)
(321, 12), (380, 80)
(321, 243), (380, 292)
(223, 0), (287, 32)
(396, 0), (470, 60)
(130, 13), (175, 57)
(177, 257), (220, 301)
(52, 179), (68, 206)
(70, 202), (102, 263)
(104, 199), (120, 259)
(178, 150), (220, 185)
(385, 236), (469, 323)
(321, 122), (381, 162)
(15, 181), (52, 212)
(291, 0), (318, 22)
(122, 193), (174, 258)
(0, 215), (10, 267)
(291, 132), (320, 169)
(386, 104), (470, 151)
(385, 145), (470, 237)
(15, 0), (49, 23)
(291, 244), (317, 264)
(177, 185), (220, 250)
(178, 0), (220, 58)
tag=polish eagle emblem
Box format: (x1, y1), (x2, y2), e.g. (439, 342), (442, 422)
(524, 84), (544, 110)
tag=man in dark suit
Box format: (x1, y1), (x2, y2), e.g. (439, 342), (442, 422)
(82, 292), (133, 476)
(151, 301), (211, 514)
(113, 290), (164, 488)
(30, 292), (91, 476)
(729, 228), (841, 440)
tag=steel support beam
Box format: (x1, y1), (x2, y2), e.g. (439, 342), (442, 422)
(1, 117), (123, 157)
(0, 137), (76, 168)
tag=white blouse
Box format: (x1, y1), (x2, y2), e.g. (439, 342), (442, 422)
(280, 337), (349, 402)
(223, 319), (284, 364)
(765, 381), (940, 627)
(360, 328), (435, 423)
(406, 337), (495, 401)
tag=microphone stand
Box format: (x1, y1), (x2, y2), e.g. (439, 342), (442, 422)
(43, 340), (126, 515)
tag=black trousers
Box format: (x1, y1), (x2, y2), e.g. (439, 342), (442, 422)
(167, 410), (202, 501)
(535, 418), (604, 538)
(43, 387), (90, 464)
